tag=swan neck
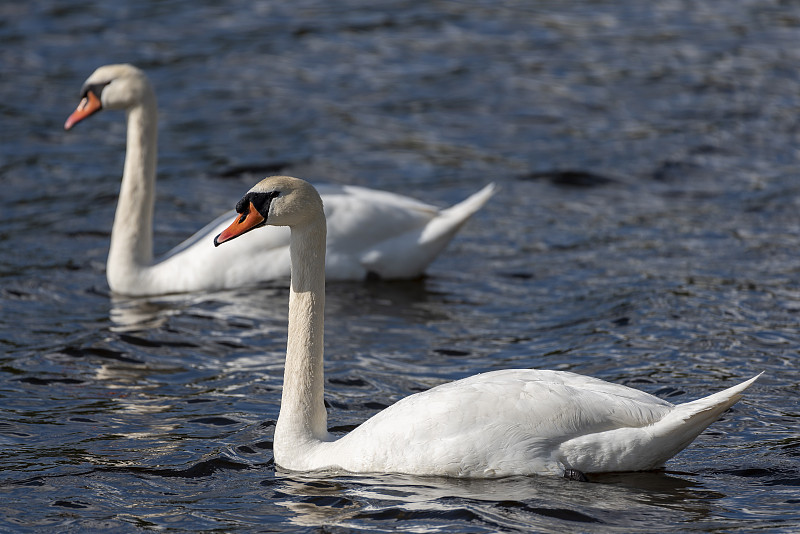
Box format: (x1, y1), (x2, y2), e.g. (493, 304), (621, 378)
(276, 214), (328, 446)
(107, 96), (158, 289)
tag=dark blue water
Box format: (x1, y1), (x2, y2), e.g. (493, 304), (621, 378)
(2, 1), (799, 532)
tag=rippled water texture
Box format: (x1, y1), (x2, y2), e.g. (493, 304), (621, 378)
(2, 1), (799, 532)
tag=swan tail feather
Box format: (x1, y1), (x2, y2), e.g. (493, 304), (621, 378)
(439, 183), (497, 222)
(643, 373), (762, 468)
(360, 183), (496, 278)
(419, 183), (497, 245)
(560, 373), (761, 473)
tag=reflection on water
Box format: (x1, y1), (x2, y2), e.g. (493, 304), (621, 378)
(269, 470), (723, 531)
(110, 277), (443, 333)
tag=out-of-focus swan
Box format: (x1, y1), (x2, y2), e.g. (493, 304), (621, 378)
(65, 64), (495, 296)
(214, 175), (761, 479)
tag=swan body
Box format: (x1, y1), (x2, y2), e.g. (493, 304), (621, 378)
(215, 175), (761, 478)
(65, 64), (495, 296)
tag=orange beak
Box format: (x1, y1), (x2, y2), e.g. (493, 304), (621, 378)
(213, 202), (266, 247)
(64, 90), (103, 130)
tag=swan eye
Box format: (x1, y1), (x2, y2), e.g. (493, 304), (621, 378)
(250, 191), (280, 217)
(233, 191), (279, 222)
(80, 81), (111, 100)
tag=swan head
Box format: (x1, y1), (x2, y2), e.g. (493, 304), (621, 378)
(64, 64), (154, 130)
(214, 176), (324, 247)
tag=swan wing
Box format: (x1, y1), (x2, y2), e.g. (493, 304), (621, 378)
(299, 370), (759, 477)
(146, 183), (494, 290)
(307, 369), (671, 476)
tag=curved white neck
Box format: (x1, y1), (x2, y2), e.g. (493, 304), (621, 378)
(274, 215), (329, 453)
(106, 96), (158, 291)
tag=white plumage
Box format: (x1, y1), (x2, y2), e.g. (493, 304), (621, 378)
(214, 175), (761, 479)
(65, 64), (494, 296)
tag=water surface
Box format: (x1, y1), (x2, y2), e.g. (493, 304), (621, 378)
(1, 1), (799, 532)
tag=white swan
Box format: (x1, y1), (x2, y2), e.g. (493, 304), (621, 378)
(214, 175), (761, 478)
(64, 64), (495, 296)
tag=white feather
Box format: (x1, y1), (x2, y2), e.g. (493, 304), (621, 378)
(66, 64), (494, 296)
(219, 176), (761, 479)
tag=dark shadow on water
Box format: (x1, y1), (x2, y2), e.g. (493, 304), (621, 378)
(519, 169), (621, 188)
